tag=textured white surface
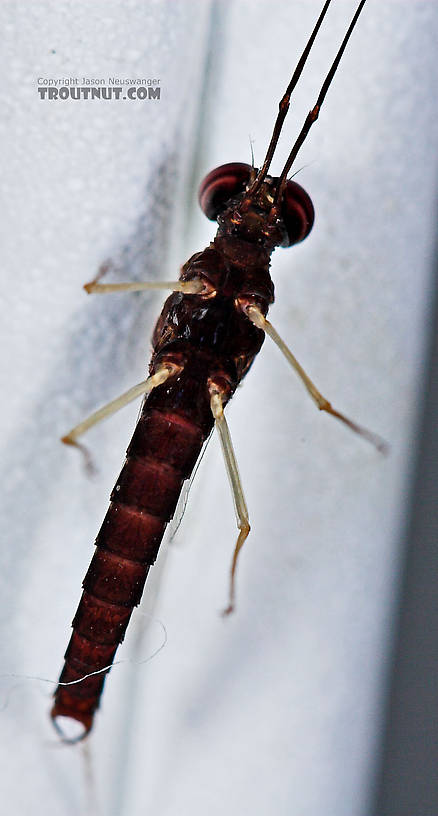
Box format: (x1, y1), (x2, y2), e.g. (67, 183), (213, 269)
(1, 1), (437, 815)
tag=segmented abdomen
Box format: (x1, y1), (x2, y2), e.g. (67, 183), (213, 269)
(51, 388), (208, 735)
(52, 247), (268, 736)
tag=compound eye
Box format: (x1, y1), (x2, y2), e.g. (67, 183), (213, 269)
(198, 162), (253, 221)
(281, 180), (315, 246)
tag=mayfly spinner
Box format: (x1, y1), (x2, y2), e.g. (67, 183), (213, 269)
(52, 0), (385, 740)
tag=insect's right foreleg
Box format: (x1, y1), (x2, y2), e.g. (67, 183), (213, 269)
(245, 304), (388, 454)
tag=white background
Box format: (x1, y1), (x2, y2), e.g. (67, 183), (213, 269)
(1, 1), (437, 814)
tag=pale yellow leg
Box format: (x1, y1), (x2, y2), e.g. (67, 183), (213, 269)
(246, 305), (388, 454)
(210, 388), (251, 616)
(84, 279), (204, 295)
(62, 365), (179, 469)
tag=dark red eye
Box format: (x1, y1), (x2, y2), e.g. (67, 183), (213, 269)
(198, 162), (253, 221)
(280, 180), (314, 247)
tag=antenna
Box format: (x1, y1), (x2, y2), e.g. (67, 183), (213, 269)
(274, 0), (367, 205)
(247, 0), (333, 198)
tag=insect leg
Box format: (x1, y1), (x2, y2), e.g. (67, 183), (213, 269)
(245, 305), (388, 454)
(62, 364), (181, 466)
(209, 385), (250, 616)
(84, 279), (204, 295)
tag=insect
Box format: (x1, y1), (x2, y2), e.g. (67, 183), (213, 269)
(51, 0), (385, 741)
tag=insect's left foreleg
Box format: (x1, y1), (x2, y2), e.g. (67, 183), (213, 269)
(209, 383), (250, 616)
(245, 304), (388, 454)
(84, 279), (203, 295)
(83, 258), (204, 295)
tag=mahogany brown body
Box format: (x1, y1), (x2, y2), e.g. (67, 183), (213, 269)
(51, 224), (280, 733)
(51, 0), (369, 740)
